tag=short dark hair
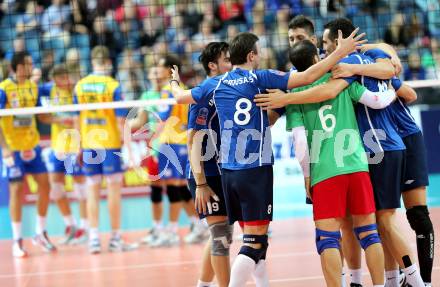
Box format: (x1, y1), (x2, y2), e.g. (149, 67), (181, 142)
(199, 42), (229, 74)
(324, 18), (355, 42)
(288, 15), (315, 35)
(11, 51), (31, 72)
(51, 64), (69, 77)
(159, 54), (181, 71)
(229, 32), (259, 65)
(289, 40), (318, 72)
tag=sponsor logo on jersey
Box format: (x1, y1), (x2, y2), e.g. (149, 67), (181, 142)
(196, 107), (209, 125)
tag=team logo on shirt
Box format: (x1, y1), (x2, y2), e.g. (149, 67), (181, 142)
(196, 107), (209, 125)
(268, 69), (286, 76)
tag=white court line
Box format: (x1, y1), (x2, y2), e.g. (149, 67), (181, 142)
(0, 251), (316, 279)
(1, 251), (438, 283)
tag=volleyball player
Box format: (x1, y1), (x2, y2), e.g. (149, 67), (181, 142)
(0, 51), (55, 257)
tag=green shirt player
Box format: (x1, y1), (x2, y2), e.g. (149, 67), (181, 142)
(268, 41), (394, 287)
(129, 67), (164, 245)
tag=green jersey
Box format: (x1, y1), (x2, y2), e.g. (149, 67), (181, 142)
(141, 90), (161, 156)
(286, 73), (368, 186)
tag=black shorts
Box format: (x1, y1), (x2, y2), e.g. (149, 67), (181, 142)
(369, 150), (406, 210)
(188, 176), (227, 219)
(402, 132), (429, 191)
(221, 165), (273, 225)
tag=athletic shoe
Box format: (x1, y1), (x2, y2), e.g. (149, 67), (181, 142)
(59, 225), (77, 245)
(108, 236), (139, 252)
(150, 231), (180, 248)
(33, 231), (57, 252)
(141, 228), (160, 245)
(399, 270), (407, 287)
(350, 284), (362, 287)
(88, 238), (101, 254)
(71, 228), (88, 245)
(12, 239), (27, 258)
(184, 224), (207, 244)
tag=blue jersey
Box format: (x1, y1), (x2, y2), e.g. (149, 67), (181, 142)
(186, 77), (222, 178)
(194, 68), (290, 170)
(340, 51), (405, 153)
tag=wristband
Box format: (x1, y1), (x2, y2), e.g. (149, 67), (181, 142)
(169, 79), (180, 86)
(196, 183), (208, 188)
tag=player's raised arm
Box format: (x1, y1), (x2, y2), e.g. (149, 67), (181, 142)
(170, 65), (196, 104)
(392, 79), (418, 104)
(360, 43), (402, 75)
(287, 28), (366, 88)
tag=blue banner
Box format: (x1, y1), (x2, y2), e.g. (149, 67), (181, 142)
(421, 108), (440, 174)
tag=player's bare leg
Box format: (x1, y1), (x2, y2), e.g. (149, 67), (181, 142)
(49, 172), (77, 244)
(72, 176), (88, 244)
(32, 173), (56, 252)
(87, 176), (102, 254)
(341, 215), (362, 286)
(403, 187), (434, 286)
(200, 216), (232, 287)
(352, 213), (384, 286)
(107, 174), (122, 233)
(9, 181), (27, 257)
(315, 218), (343, 287)
(376, 209), (425, 286)
(229, 223), (269, 287)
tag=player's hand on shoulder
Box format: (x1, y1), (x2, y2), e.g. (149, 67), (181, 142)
(331, 63), (355, 78)
(195, 183), (219, 215)
(170, 65), (181, 83)
(254, 89), (288, 110)
(390, 55), (402, 76)
(336, 27), (367, 56)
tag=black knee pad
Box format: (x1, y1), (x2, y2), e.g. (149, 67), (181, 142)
(150, 186), (163, 203)
(166, 186), (182, 203)
(239, 234), (269, 263)
(179, 186), (192, 202)
(406, 205), (433, 234)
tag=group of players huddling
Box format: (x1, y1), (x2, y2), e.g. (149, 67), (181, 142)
(0, 14), (434, 287)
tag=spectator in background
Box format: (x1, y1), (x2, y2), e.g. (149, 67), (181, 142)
(0, 60), (9, 82)
(404, 51), (426, 80)
(176, 0), (204, 36)
(15, 1), (40, 38)
(5, 38), (26, 62)
(41, 0), (71, 38)
(162, 13), (189, 55)
(384, 13), (410, 48)
(65, 48), (85, 82)
(189, 20), (220, 52)
(67, 0), (92, 36)
(117, 49), (145, 100)
(90, 16), (122, 63)
(225, 24), (239, 41)
(139, 14), (163, 55)
(271, 5), (290, 69)
(217, 0), (245, 25)
(41, 50), (55, 82)
(31, 67), (42, 83)
(114, 0), (143, 49)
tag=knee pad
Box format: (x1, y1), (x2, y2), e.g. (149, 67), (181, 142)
(353, 224), (381, 250)
(239, 234), (268, 264)
(50, 183), (66, 201)
(166, 186), (182, 203)
(105, 173), (123, 184)
(150, 185), (163, 203)
(179, 186), (192, 202)
(406, 205), (433, 235)
(73, 183), (87, 201)
(315, 229), (341, 255)
(86, 175), (102, 185)
(210, 221), (233, 256)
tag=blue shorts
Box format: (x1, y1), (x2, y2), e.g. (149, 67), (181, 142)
(221, 165), (273, 225)
(369, 150), (406, 210)
(158, 144), (188, 180)
(3, 146), (48, 181)
(82, 149), (124, 176)
(188, 176), (227, 219)
(402, 132), (429, 191)
(45, 151), (83, 176)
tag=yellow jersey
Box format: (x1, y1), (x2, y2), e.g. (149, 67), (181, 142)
(0, 78), (40, 151)
(157, 84), (188, 145)
(40, 82), (80, 154)
(74, 74), (125, 150)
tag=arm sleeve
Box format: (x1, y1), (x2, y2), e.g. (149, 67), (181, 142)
(188, 104), (210, 131)
(350, 81), (396, 109)
(292, 126), (310, 177)
(113, 86), (128, 117)
(338, 56), (362, 85)
(0, 89), (6, 109)
(256, 69), (290, 91)
(190, 85), (206, 104)
(364, 48), (391, 60)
